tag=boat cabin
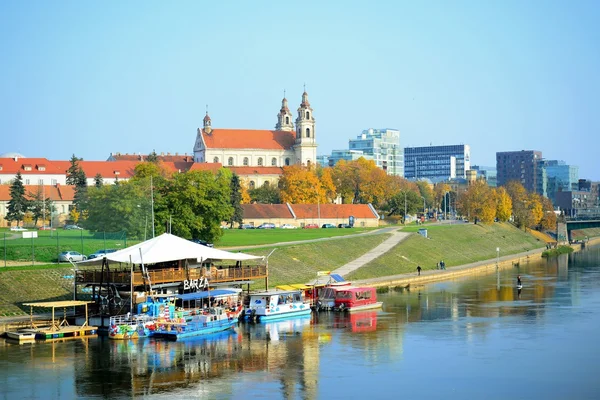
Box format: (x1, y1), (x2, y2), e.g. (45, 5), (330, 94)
(333, 286), (379, 311)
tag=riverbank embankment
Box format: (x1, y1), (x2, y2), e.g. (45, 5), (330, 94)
(354, 236), (599, 289)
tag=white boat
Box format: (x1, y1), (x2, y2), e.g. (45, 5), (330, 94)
(6, 330), (36, 342)
(245, 289), (312, 322)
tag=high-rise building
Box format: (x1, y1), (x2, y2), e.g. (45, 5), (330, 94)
(348, 129), (403, 175)
(404, 144), (471, 183)
(540, 160), (579, 203)
(496, 150), (542, 192)
(471, 165), (497, 187)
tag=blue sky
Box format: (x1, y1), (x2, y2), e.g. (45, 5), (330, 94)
(1, 1), (599, 179)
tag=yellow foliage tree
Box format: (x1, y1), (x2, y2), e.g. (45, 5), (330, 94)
(505, 181), (529, 229)
(527, 193), (544, 229)
(434, 183), (452, 211)
(495, 187), (512, 222)
(279, 165), (322, 204)
(239, 179), (251, 204)
(331, 158), (388, 205)
(539, 196), (557, 230)
(458, 180), (496, 223)
(70, 207), (81, 224)
(316, 166), (337, 203)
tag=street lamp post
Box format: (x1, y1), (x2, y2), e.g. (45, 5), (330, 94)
(404, 191), (407, 225)
(496, 247), (500, 269)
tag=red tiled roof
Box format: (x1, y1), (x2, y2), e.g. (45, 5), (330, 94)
(0, 158), (64, 175)
(52, 160), (140, 179)
(188, 163), (223, 172)
(227, 167), (284, 175)
(242, 204), (293, 219)
(0, 185), (75, 201)
(292, 204), (378, 219)
(110, 154), (195, 163)
(202, 129), (295, 150)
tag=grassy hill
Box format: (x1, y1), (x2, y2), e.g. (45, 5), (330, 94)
(346, 222), (543, 280)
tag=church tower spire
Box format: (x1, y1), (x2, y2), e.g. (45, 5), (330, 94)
(275, 90), (294, 131)
(203, 105), (212, 134)
(294, 87), (317, 166)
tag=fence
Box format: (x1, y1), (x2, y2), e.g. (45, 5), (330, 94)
(1, 230), (131, 267)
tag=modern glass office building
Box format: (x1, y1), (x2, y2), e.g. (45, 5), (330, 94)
(347, 128), (404, 176)
(404, 144), (471, 183)
(472, 165), (497, 187)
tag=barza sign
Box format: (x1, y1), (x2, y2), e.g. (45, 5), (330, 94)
(184, 277), (208, 291)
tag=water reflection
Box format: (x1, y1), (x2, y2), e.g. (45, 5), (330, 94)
(1, 248), (599, 399)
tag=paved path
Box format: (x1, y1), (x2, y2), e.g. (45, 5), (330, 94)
(331, 229), (410, 277)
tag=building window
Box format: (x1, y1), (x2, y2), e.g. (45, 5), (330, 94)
(271, 158), (277, 166)
(38, 179), (44, 185)
(25, 179), (30, 184)
(228, 157), (234, 166)
(297, 129), (300, 139)
(285, 158), (290, 166)
(249, 181), (255, 189)
(263, 181), (270, 187)
(307, 160), (311, 168)
(306, 111), (310, 119)
(306, 128), (310, 138)
(51, 179), (57, 185)
(285, 116), (289, 124)
(243, 157), (249, 166)
(258, 158), (263, 166)
(213, 157), (219, 163)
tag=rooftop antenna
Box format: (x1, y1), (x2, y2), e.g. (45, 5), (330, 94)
(283, 89), (286, 98)
(303, 83), (306, 92)
(205, 104), (208, 115)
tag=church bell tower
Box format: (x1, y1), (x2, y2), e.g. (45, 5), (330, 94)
(294, 88), (317, 166)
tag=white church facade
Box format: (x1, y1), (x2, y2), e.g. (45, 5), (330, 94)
(193, 91), (318, 173)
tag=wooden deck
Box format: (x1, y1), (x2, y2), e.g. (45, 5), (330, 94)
(77, 265), (268, 286)
(30, 325), (98, 340)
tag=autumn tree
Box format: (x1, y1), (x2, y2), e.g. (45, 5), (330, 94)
(316, 166), (337, 203)
(458, 180), (496, 223)
(434, 183), (452, 212)
(495, 187), (512, 222)
(526, 193), (544, 229)
(505, 181), (529, 229)
(331, 158), (389, 205)
(539, 196), (557, 231)
(279, 165), (323, 204)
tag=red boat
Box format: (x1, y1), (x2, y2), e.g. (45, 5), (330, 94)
(318, 285), (382, 312)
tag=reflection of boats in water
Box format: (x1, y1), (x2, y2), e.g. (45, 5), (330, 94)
(332, 310), (379, 333)
(257, 315), (312, 341)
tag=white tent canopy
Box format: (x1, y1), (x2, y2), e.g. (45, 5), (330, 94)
(77, 233), (263, 265)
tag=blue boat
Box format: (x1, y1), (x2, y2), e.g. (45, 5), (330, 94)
(152, 289), (243, 341)
(245, 289), (312, 322)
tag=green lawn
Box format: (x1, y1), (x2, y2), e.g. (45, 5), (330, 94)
(346, 222), (544, 280)
(0, 230), (133, 263)
(215, 226), (378, 247)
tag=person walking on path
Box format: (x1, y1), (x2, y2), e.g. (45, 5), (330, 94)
(517, 275), (522, 287)
(417, 265), (422, 276)
(440, 260), (446, 270)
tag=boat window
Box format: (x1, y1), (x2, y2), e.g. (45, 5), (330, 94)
(293, 293), (301, 302)
(336, 291), (352, 299)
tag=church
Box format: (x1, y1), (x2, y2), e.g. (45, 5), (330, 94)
(193, 91), (317, 188)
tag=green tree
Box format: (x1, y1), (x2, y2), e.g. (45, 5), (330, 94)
(66, 154), (82, 185)
(386, 190), (422, 220)
(147, 150), (159, 163)
(159, 169), (233, 242)
(249, 183), (281, 204)
(94, 173), (104, 188)
(28, 186), (54, 226)
(6, 171), (28, 226)
(228, 173), (244, 228)
(415, 180), (434, 210)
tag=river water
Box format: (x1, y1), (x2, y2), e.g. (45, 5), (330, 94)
(2, 247), (599, 400)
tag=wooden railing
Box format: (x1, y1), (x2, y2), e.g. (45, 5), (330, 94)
(77, 265), (267, 286)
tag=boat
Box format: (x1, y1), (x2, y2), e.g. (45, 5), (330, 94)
(332, 310), (379, 332)
(317, 285), (382, 312)
(245, 289), (312, 322)
(152, 289), (243, 340)
(5, 330), (36, 342)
